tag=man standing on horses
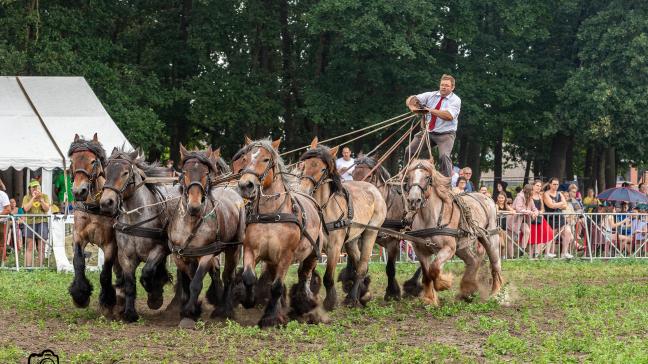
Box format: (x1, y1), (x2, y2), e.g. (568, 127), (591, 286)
(405, 74), (461, 177)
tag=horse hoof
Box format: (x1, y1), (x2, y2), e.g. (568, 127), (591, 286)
(122, 310), (139, 323)
(422, 296), (440, 307)
(343, 297), (363, 308)
(323, 295), (337, 311)
(178, 318), (196, 329)
(147, 294), (164, 310)
(210, 306), (235, 320)
(359, 291), (372, 306)
(258, 314), (287, 329)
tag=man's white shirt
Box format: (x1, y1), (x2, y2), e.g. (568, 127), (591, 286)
(336, 157), (355, 181)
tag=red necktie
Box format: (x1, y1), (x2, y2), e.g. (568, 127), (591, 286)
(427, 96), (445, 132)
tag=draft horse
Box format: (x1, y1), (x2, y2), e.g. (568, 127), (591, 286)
(351, 155), (423, 300)
(67, 133), (123, 315)
(298, 138), (387, 309)
(404, 158), (503, 306)
(236, 138), (325, 328)
(167, 145), (245, 328)
(100, 149), (176, 322)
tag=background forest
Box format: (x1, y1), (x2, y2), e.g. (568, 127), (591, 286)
(2, 0), (648, 189)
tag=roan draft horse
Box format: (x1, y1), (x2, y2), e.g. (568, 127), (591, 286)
(167, 144), (245, 328)
(236, 138), (326, 328)
(68, 133), (123, 315)
(100, 149), (176, 322)
(404, 158), (503, 306)
(351, 155), (423, 300)
(299, 138), (387, 309)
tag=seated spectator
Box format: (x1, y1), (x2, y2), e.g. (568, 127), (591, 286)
(582, 188), (600, 213)
(639, 182), (648, 195)
(479, 185), (491, 197)
(462, 167), (474, 192)
(22, 179), (50, 267)
(453, 177), (467, 194)
(335, 146), (355, 181)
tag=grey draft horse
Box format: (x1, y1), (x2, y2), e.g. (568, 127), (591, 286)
(167, 144), (245, 328)
(99, 148), (178, 322)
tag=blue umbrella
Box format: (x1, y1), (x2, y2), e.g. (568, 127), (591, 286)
(597, 187), (648, 204)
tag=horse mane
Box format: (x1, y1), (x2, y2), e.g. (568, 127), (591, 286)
(182, 149), (231, 176)
(108, 147), (161, 175)
(354, 155), (391, 184)
(299, 145), (344, 194)
(68, 137), (107, 166)
(410, 159), (451, 196)
(234, 139), (293, 187)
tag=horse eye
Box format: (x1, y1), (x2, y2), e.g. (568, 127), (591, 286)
(122, 171), (128, 176)
(263, 158), (271, 163)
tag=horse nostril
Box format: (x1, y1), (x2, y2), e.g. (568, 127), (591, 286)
(79, 187), (88, 196)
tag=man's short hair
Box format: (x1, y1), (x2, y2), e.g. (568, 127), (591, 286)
(462, 167), (472, 173)
(440, 74), (455, 87)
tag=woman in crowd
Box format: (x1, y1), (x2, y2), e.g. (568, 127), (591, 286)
(543, 178), (574, 259)
(22, 180), (50, 267)
(453, 176), (467, 194)
(493, 181), (513, 202)
(566, 184), (585, 251)
(496, 192), (516, 258)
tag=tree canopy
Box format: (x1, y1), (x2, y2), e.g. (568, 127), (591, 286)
(2, 0), (645, 188)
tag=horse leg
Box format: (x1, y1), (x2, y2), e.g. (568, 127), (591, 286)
(165, 267), (186, 313)
(339, 239), (360, 293)
(290, 252), (320, 319)
(113, 251), (125, 315)
(254, 263), (275, 306)
(212, 246), (240, 319)
(323, 237), (342, 311)
(140, 245), (171, 310)
(454, 246), (481, 301)
(417, 254), (438, 306)
(241, 245), (258, 309)
(119, 252), (140, 323)
(258, 253), (291, 328)
(344, 231), (376, 308)
(98, 241), (118, 315)
(430, 243), (456, 293)
(480, 234), (503, 296)
(402, 266), (423, 298)
(205, 257), (223, 307)
(68, 240), (93, 308)
(384, 239), (401, 301)
(179, 255), (213, 328)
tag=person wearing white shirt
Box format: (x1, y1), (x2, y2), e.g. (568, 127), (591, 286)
(405, 74), (462, 177)
(0, 179), (10, 215)
(335, 146), (355, 181)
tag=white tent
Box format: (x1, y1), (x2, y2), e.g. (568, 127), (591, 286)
(0, 76), (133, 171)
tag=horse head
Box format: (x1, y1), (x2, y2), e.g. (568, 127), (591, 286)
(68, 133), (106, 202)
(236, 137), (281, 200)
(100, 148), (142, 215)
(404, 158), (450, 210)
(297, 137), (342, 195)
(179, 144), (224, 216)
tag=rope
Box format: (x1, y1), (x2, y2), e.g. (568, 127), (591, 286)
(121, 195), (182, 215)
(280, 112), (413, 156)
(365, 118), (411, 157)
(361, 121), (418, 182)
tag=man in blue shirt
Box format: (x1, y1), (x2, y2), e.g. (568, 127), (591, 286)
(406, 74), (462, 177)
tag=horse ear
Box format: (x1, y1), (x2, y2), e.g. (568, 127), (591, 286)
(329, 146), (339, 157)
(309, 137), (318, 150)
(74, 134), (80, 142)
(130, 150), (140, 160)
(179, 143), (188, 160)
(271, 138), (281, 151)
(212, 147), (221, 160)
(111, 147), (118, 156)
(205, 145), (213, 158)
(92, 133), (98, 142)
(244, 135), (253, 145)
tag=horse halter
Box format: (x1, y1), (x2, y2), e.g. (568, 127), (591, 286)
(299, 166), (329, 194)
(71, 151), (104, 198)
(179, 155), (214, 203)
(102, 157), (142, 207)
(239, 145), (276, 186)
(404, 164), (433, 198)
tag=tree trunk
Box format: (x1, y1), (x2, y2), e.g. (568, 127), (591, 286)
(565, 141), (574, 180)
(466, 139), (481, 188)
(523, 159), (532, 186)
(493, 129), (503, 182)
(596, 150), (606, 193)
(547, 133), (569, 180)
(604, 147), (616, 189)
(583, 146), (594, 190)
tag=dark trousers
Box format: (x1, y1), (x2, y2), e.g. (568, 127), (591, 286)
(407, 131), (456, 177)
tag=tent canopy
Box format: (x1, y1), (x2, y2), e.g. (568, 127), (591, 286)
(0, 76), (133, 171)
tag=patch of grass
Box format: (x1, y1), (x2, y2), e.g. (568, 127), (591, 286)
(0, 343), (26, 363)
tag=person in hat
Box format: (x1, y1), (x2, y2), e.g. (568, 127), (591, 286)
(22, 179), (50, 267)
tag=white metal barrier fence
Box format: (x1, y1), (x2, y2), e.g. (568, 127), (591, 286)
(0, 214), (103, 271)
